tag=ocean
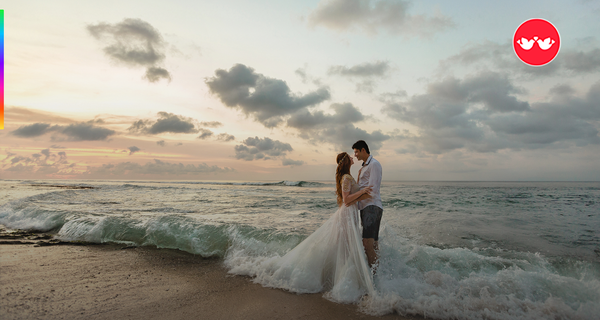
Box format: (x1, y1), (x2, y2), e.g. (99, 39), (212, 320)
(1, 179), (599, 319)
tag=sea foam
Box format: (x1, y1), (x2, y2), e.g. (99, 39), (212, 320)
(1, 180), (599, 319)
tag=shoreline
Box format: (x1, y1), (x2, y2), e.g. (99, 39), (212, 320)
(0, 229), (418, 320)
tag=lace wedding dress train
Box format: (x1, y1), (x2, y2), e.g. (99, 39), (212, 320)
(229, 174), (375, 303)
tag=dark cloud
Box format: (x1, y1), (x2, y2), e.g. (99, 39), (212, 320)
(487, 82), (600, 145)
(438, 41), (600, 78)
(328, 60), (390, 77)
(40, 148), (51, 160)
(437, 41), (508, 69)
(355, 80), (378, 93)
(87, 18), (171, 83)
(383, 72), (529, 132)
(206, 64), (330, 128)
(561, 49), (600, 73)
(11, 122), (116, 141)
(308, 0), (454, 37)
(1, 149), (75, 176)
(295, 67), (323, 86)
(437, 72), (529, 113)
(144, 67), (171, 83)
(287, 103), (364, 128)
(328, 60), (391, 93)
(156, 140), (165, 146)
(87, 159), (234, 176)
(128, 120), (149, 133)
(208, 65), (387, 151)
(320, 124), (390, 153)
(234, 137), (294, 161)
(379, 90), (408, 102)
(2, 149), (17, 159)
(128, 146), (141, 155)
(200, 121), (223, 128)
(9, 155), (31, 166)
(197, 129), (214, 140)
(128, 112), (198, 135)
(58, 123), (116, 141)
(216, 133), (235, 142)
(383, 74), (600, 154)
(287, 102), (390, 152)
(57, 152), (67, 161)
(549, 84), (576, 97)
(437, 41), (558, 77)
(382, 75), (501, 154)
(295, 68), (309, 83)
(10, 123), (56, 138)
(282, 158), (305, 166)
(487, 112), (599, 145)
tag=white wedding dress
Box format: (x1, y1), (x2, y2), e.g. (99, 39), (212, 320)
(227, 174), (375, 303)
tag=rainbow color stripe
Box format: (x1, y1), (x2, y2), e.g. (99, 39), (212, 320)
(0, 10), (4, 129)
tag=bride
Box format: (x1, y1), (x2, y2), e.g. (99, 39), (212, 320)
(230, 152), (376, 303)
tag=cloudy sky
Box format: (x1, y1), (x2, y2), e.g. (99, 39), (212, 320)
(2, 0), (599, 181)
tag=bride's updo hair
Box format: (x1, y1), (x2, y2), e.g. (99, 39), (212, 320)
(335, 152), (352, 206)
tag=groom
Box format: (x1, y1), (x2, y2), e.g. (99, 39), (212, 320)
(353, 140), (383, 269)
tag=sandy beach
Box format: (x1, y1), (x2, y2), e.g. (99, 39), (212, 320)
(0, 233), (418, 320)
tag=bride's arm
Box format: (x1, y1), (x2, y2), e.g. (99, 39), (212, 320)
(342, 181), (372, 206)
(345, 192), (371, 207)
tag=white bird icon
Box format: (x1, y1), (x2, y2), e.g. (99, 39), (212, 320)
(536, 37), (556, 50)
(517, 37), (535, 50)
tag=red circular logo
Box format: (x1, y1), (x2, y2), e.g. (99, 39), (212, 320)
(513, 19), (560, 66)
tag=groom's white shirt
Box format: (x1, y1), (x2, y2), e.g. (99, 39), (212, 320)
(357, 155), (383, 211)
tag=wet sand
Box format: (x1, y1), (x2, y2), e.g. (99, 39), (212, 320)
(0, 240), (420, 320)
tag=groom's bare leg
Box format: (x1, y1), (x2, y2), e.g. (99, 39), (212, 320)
(360, 205), (382, 269)
(362, 238), (377, 267)
(373, 241), (379, 271)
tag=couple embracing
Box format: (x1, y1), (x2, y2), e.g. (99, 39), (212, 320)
(337, 140), (383, 271)
(249, 140), (382, 303)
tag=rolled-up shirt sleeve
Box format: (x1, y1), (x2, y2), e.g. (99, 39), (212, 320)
(369, 161), (382, 193)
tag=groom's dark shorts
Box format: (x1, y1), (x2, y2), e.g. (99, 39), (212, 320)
(360, 205), (383, 241)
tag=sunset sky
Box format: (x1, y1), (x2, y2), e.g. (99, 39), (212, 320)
(1, 0), (599, 181)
